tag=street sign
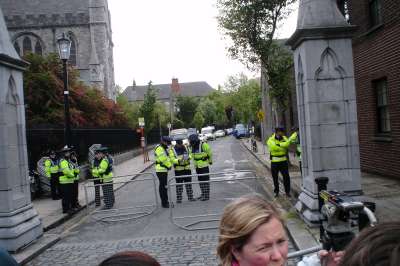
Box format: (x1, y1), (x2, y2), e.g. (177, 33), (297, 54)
(257, 110), (265, 121)
(138, 117), (145, 127)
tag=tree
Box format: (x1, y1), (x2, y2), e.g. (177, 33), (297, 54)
(217, 0), (295, 125)
(197, 98), (217, 126)
(139, 81), (157, 134)
(175, 96), (199, 128)
(23, 53), (129, 128)
(267, 42), (293, 122)
(193, 112), (205, 130)
(116, 94), (141, 128)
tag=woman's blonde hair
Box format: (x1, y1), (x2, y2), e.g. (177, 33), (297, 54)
(216, 194), (283, 266)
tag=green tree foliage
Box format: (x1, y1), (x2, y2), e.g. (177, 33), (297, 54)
(193, 112), (205, 130)
(217, 0), (295, 124)
(116, 94), (141, 128)
(23, 53), (129, 128)
(217, 0), (295, 69)
(175, 95), (199, 128)
(226, 78), (261, 124)
(197, 98), (217, 126)
(139, 81), (158, 133)
(267, 42), (293, 110)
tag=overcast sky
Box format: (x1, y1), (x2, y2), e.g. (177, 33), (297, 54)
(108, 0), (298, 91)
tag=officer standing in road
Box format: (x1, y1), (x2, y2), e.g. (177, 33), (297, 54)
(92, 146), (114, 209)
(44, 150), (60, 200)
(154, 136), (172, 208)
(189, 134), (212, 201)
(266, 127), (297, 198)
(169, 139), (195, 203)
(58, 146), (78, 214)
(70, 149), (81, 209)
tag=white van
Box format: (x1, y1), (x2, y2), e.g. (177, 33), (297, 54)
(201, 126), (216, 141)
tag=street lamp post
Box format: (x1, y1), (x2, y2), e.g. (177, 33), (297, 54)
(57, 33), (72, 147)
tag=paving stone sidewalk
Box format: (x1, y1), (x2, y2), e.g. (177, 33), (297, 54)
(242, 138), (400, 223)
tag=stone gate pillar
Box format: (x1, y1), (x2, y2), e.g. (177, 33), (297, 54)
(0, 7), (43, 251)
(286, 0), (362, 225)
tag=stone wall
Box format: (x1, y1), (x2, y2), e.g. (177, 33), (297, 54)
(348, 0), (400, 178)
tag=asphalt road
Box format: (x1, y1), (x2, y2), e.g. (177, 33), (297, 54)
(27, 136), (297, 266)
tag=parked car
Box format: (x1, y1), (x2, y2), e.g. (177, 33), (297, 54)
(215, 130), (225, 138)
(170, 128), (189, 146)
(198, 133), (207, 142)
(233, 124), (248, 139)
(201, 126), (216, 141)
(225, 128), (234, 135)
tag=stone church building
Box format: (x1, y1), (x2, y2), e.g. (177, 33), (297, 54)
(0, 0), (116, 100)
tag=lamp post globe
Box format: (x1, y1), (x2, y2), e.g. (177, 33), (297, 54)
(57, 33), (72, 147)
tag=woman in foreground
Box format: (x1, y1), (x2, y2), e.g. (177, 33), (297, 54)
(217, 194), (342, 266)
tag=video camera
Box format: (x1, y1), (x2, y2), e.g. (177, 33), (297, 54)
(316, 177), (377, 252)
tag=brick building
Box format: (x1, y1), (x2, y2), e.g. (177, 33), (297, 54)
(346, 0), (400, 177)
(0, 0), (116, 100)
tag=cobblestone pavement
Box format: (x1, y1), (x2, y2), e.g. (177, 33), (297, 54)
(27, 137), (299, 266)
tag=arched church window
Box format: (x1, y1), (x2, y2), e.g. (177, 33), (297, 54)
(13, 42), (21, 56)
(22, 37), (32, 55)
(69, 39), (77, 66)
(34, 41), (43, 56)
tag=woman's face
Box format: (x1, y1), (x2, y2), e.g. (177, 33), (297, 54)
(232, 217), (288, 266)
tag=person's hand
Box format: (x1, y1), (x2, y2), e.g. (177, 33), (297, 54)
(318, 250), (344, 266)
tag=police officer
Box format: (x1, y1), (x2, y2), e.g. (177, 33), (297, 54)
(70, 149), (81, 209)
(189, 134), (212, 201)
(154, 136), (172, 208)
(92, 146), (114, 209)
(266, 127), (297, 198)
(169, 139), (195, 203)
(58, 146), (78, 214)
(44, 150), (60, 200)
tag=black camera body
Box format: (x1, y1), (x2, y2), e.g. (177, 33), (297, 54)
(319, 190), (365, 251)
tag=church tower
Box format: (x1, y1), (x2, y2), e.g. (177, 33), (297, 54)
(0, 0), (116, 100)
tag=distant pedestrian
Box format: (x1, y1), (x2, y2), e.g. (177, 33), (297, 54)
(99, 251), (160, 266)
(154, 136), (172, 208)
(70, 149), (81, 209)
(44, 149), (61, 200)
(91, 146), (114, 209)
(266, 127), (297, 198)
(189, 134), (212, 201)
(169, 139), (195, 203)
(58, 146), (78, 214)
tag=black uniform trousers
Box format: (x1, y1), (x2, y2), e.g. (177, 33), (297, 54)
(271, 160), (291, 195)
(60, 183), (73, 212)
(156, 172), (169, 207)
(50, 173), (61, 199)
(175, 169), (193, 202)
(94, 179), (102, 207)
(196, 166), (210, 200)
(72, 179), (79, 207)
(102, 181), (115, 209)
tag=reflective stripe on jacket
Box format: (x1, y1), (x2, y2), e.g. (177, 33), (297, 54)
(169, 145), (191, 171)
(59, 159), (76, 184)
(154, 145), (172, 172)
(191, 142), (212, 169)
(289, 131), (301, 161)
(92, 158), (112, 182)
(44, 159), (59, 178)
(267, 134), (291, 163)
